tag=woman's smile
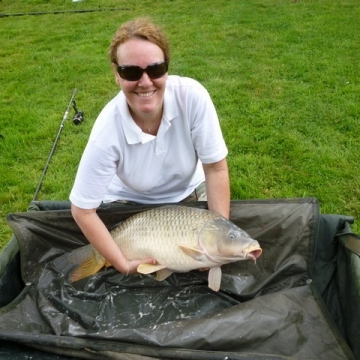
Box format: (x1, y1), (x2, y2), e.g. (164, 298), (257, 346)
(136, 90), (156, 98)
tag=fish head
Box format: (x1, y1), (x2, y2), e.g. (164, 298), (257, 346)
(199, 218), (262, 262)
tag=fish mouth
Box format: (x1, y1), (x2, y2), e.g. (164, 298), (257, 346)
(246, 248), (263, 263)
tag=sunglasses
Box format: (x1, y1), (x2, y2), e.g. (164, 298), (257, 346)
(116, 61), (168, 81)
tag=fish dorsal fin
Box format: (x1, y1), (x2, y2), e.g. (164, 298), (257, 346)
(137, 263), (167, 275)
(179, 245), (207, 262)
(208, 266), (222, 292)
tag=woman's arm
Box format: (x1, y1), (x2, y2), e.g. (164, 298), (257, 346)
(71, 204), (154, 274)
(203, 158), (230, 219)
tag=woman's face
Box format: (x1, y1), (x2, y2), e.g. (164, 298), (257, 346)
(113, 38), (168, 120)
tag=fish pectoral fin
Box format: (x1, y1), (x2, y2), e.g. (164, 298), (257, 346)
(137, 263), (167, 275)
(208, 266), (222, 292)
(179, 245), (207, 262)
(155, 269), (174, 281)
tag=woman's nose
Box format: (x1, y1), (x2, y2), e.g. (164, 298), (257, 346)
(138, 71), (153, 86)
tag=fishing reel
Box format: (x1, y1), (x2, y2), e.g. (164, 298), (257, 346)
(72, 99), (84, 125)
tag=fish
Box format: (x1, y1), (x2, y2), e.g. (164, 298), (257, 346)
(69, 205), (262, 291)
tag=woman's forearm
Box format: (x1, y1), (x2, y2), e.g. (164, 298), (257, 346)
(71, 204), (154, 274)
(203, 158), (230, 219)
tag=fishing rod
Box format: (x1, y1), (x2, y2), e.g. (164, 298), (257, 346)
(32, 88), (84, 201)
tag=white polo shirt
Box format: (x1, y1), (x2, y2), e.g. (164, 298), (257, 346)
(69, 76), (228, 209)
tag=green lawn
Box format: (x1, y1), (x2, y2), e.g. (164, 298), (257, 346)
(1, 0), (359, 248)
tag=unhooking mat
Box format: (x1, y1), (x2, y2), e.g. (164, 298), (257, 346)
(0, 198), (357, 359)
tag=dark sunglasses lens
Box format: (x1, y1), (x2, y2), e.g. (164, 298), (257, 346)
(117, 62), (168, 81)
(147, 62), (168, 79)
(118, 66), (143, 81)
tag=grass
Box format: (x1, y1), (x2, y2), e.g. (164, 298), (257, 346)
(1, 0), (359, 248)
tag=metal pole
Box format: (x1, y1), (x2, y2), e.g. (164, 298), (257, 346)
(32, 88), (78, 201)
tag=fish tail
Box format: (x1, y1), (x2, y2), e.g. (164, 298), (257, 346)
(68, 245), (106, 283)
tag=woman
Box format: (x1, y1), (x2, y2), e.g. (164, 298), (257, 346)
(70, 18), (230, 275)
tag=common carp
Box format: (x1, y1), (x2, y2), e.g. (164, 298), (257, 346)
(70, 205), (262, 291)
